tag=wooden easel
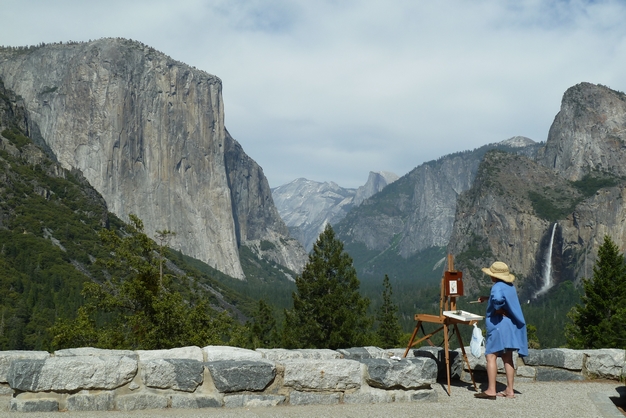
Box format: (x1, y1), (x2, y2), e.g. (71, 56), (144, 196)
(402, 254), (480, 395)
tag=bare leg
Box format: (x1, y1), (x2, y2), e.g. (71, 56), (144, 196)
(484, 353), (498, 396)
(501, 351), (515, 397)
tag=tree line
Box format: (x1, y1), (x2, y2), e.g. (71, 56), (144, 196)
(51, 222), (404, 351)
(52, 214), (626, 352)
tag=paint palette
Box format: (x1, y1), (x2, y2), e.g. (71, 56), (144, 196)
(443, 310), (484, 322)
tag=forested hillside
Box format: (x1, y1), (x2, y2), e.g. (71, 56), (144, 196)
(0, 78), (288, 350)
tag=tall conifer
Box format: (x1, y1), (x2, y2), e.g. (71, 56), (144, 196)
(250, 299), (279, 348)
(376, 275), (402, 348)
(566, 235), (626, 348)
(283, 224), (371, 349)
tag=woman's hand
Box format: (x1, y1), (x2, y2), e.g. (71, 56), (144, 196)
(477, 296), (489, 303)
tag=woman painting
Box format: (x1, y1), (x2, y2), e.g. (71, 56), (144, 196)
(474, 261), (528, 400)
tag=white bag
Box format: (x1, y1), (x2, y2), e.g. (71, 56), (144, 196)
(470, 323), (484, 358)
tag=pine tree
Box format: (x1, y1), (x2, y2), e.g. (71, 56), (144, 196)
(566, 235), (626, 349)
(526, 324), (541, 349)
(249, 299), (279, 348)
(51, 215), (237, 350)
(283, 224), (371, 349)
(375, 275), (402, 348)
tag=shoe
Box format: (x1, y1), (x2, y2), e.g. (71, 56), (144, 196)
(474, 392), (496, 400)
(497, 391), (516, 398)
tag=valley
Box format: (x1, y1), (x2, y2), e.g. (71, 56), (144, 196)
(2, 39), (626, 350)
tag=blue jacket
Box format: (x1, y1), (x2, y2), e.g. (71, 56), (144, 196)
(485, 281), (528, 357)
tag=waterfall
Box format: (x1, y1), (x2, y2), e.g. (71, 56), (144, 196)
(535, 223), (557, 297)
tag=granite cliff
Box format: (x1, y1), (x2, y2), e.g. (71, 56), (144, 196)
(333, 137), (541, 282)
(0, 39), (307, 279)
(537, 83), (626, 181)
(449, 83), (626, 298)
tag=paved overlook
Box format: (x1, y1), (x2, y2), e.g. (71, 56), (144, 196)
(0, 382), (623, 418)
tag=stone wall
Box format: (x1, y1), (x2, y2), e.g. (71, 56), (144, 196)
(1, 346), (436, 413)
(1, 345), (623, 413)
(429, 346), (625, 383)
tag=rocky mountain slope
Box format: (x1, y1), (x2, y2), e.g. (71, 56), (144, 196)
(0, 39), (307, 279)
(272, 171), (398, 251)
(333, 137), (542, 282)
(449, 83), (626, 298)
(0, 78), (259, 349)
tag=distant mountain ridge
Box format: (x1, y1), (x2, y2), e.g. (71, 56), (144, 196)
(272, 171), (398, 251)
(332, 137), (543, 282)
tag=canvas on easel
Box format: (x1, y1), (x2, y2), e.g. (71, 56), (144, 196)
(402, 254), (483, 395)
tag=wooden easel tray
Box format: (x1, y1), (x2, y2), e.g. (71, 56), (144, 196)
(443, 310), (484, 321)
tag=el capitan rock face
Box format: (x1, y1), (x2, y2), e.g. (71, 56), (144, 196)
(0, 39), (306, 278)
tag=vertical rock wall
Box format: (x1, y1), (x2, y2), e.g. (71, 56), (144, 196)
(0, 39), (306, 278)
(537, 82), (626, 181)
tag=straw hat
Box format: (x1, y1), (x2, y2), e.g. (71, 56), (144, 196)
(482, 261), (515, 283)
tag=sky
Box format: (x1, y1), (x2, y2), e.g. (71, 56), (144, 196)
(2, 0), (626, 188)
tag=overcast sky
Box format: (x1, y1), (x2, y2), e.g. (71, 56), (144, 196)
(2, 1), (626, 188)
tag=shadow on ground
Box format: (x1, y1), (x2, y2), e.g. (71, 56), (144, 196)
(610, 385), (626, 417)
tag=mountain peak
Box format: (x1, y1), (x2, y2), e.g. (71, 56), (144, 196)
(537, 82), (626, 181)
(498, 136), (536, 148)
(353, 171), (399, 206)
(272, 171), (398, 251)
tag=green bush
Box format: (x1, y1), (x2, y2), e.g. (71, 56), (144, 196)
(572, 174), (618, 197)
(1, 128), (31, 149)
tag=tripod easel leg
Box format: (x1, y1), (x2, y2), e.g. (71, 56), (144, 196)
(453, 324), (478, 391)
(443, 323), (451, 396)
(403, 322), (444, 358)
(403, 321), (422, 358)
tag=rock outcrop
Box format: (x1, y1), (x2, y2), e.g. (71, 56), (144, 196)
(222, 130), (305, 272)
(447, 151), (577, 295)
(0, 39), (306, 279)
(537, 83), (626, 180)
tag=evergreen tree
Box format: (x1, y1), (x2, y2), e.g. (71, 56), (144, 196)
(375, 275), (402, 348)
(51, 215), (238, 350)
(247, 299), (280, 348)
(526, 324), (541, 349)
(566, 235), (626, 349)
(283, 224), (371, 349)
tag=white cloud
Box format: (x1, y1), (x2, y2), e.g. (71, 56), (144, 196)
(2, 0), (626, 187)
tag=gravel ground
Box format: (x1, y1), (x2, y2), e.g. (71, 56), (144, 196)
(0, 381), (623, 418)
